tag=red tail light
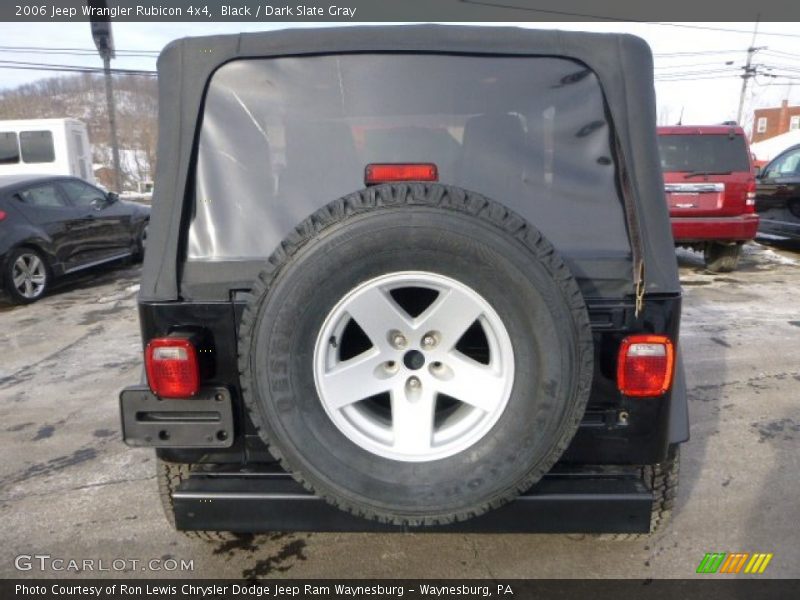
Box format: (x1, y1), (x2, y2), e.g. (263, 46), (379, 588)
(365, 163), (438, 185)
(145, 337), (200, 398)
(744, 179), (756, 213)
(0, 210), (7, 221)
(617, 335), (675, 397)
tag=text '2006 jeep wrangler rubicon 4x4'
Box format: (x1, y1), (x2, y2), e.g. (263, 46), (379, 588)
(119, 26), (688, 538)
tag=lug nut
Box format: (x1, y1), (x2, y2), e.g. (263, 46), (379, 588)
(385, 360), (399, 374)
(389, 331), (407, 349)
(408, 376), (421, 389)
(421, 333), (437, 349)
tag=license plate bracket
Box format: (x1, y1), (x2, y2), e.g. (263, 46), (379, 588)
(119, 385), (234, 448)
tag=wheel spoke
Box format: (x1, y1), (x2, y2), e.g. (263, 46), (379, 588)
(28, 255), (42, 273)
(433, 351), (507, 412)
(345, 285), (414, 349)
(417, 287), (484, 349)
(390, 384), (436, 453)
(321, 349), (391, 410)
(15, 259), (30, 277)
(24, 279), (34, 297)
(30, 274), (46, 285)
(13, 272), (26, 288)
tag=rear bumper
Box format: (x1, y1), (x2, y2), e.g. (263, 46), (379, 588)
(120, 383), (660, 534)
(671, 214), (759, 242)
(172, 463), (653, 534)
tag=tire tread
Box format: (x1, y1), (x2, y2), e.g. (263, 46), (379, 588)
(593, 446), (680, 541)
(156, 459), (240, 542)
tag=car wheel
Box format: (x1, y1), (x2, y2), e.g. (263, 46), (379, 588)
(4, 247), (50, 304)
(238, 183), (594, 525)
(704, 242), (741, 273)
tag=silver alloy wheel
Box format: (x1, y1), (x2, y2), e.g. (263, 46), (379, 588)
(313, 271), (514, 462)
(12, 253), (47, 299)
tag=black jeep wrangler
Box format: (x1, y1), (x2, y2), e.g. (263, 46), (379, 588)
(120, 25), (687, 538)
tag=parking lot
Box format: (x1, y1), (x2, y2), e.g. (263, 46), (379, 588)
(1, 241), (798, 579)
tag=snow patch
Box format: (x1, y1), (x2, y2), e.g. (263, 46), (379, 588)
(743, 243), (798, 266)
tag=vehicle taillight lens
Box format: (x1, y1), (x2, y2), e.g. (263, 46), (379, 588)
(617, 335), (675, 397)
(145, 337), (199, 398)
(365, 163), (438, 185)
(745, 179), (756, 213)
(0, 210), (7, 221)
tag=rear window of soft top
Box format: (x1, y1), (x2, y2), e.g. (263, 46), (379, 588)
(188, 53), (631, 262)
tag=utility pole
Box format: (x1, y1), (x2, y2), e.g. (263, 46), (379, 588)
(736, 18), (760, 126)
(89, 2), (122, 193)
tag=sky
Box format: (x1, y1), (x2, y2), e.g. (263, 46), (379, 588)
(0, 21), (799, 131)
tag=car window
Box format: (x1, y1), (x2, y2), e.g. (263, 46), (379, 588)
(19, 130), (55, 163)
(190, 54), (629, 261)
(657, 134), (750, 173)
(765, 148), (800, 178)
(0, 131), (19, 164)
(60, 180), (107, 207)
(17, 184), (67, 208)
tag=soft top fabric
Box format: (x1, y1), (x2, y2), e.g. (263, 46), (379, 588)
(141, 25), (679, 300)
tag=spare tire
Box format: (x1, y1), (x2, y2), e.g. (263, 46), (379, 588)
(239, 183), (593, 525)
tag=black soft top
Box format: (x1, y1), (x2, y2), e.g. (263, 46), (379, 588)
(140, 25), (679, 301)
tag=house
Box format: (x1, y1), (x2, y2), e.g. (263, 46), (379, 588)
(751, 100), (800, 143)
(750, 130), (800, 165)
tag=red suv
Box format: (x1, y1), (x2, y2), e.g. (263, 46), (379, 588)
(657, 126), (759, 272)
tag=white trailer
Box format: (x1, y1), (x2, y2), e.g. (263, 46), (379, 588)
(0, 118), (94, 183)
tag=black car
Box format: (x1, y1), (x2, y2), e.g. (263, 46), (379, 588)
(0, 174), (149, 304)
(120, 26), (687, 539)
(755, 143), (800, 240)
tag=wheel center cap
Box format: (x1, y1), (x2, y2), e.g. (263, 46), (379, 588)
(403, 350), (426, 371)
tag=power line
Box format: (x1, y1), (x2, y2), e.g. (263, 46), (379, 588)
(0, 44), (159, 55)
(0, 59), (156, 76)
(754, 72), (800, 80)
(653, 71), (800, 83)
(655, 76), (743, 82)
(762, 49), (800, 59)
(0, 48), (158, 58)
(653, 49), (743, 57)
(759, 63), (800, 73)
(655, 68), (742, 78)
(0, 38), (793, 86)
(650, 22), (800, 39)
(654, 61), (738, 70)
(458, 2), (800, 39)
(764, 48), (800, 60)
(0, 58), (156, 71)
